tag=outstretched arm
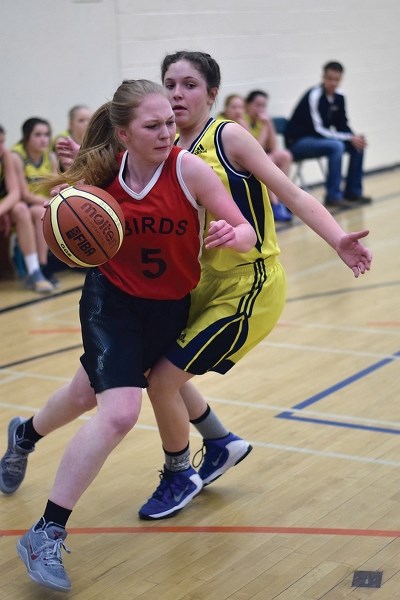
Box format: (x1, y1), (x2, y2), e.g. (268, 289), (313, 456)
(222, 123), (372, 276)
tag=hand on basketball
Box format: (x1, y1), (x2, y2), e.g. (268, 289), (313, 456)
(204, 220), (237, 249)
(50, 183), (69, 198)
(336, 229), (372, 277)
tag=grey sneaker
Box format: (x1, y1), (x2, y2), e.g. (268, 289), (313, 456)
(24, 269), (54, 293)
(17, 521), (71, 592)
(0, 417), (35, 494)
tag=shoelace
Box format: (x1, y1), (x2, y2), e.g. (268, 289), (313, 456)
(41, 537), (71, 567)
(3, 453), (27, 475)
(150, 470), (170, 499)
(151, 470), (190, 500)
(192, 444), (205, 469)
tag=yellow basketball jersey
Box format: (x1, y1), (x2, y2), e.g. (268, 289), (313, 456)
(244, 113), (262, 139)
(176, 118), (280, 271)
(12, 142), (53, 196)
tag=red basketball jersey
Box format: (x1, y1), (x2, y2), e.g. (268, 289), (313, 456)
(99, 147), (204, 300)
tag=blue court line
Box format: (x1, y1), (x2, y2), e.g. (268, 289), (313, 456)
(276, 351), (400, 434)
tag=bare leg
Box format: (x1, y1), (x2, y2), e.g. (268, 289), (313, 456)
(10, 202), (37, 255)
(49, 386), (142, 509)
(29, 204), (49, 264)
(147, 357), (193, 453)
(179, 381), (208, 421)
(33, 365), (96, 437)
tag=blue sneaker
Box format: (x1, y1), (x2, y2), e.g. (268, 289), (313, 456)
(139, 466), (203, 520)
(272, 202), (292, 222)
(194, 433), (253, 486)
(17, 520), (71, 592)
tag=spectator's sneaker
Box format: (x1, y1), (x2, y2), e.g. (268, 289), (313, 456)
(272, 202), (292, 222)
(24, 270), (54, 293)
(324, 197), (352, 210)
(0, 417), (35, 494)
(17, 520), (71, 592)
(139, 466), (203, 520)
(194, 433), (253, 486)
(40, 264), (61, 288)
(46, 273), (60, 288)
(343, 193), (372, 205)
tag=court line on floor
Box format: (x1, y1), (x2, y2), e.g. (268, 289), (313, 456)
(1, 399), (400, 467)
(276, 351), (400, 434)
(275, 320), (400, 337)
(0, 285), (83, 315)
(2, 525), (400, 538)
(2, 373), (400, 430)
(285, 279), (400, 301)
(262, 341), (399, 360)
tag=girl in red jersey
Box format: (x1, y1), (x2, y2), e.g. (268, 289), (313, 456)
(7, 79), (255, 593)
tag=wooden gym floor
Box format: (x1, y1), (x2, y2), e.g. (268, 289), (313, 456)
(0, 168), (399, 599)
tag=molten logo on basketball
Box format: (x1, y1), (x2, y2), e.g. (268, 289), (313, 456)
(80, 202), (119, 249)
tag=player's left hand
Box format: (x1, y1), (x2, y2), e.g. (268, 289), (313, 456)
(204, 220), (237, 249)
(336, 229), (372, 277)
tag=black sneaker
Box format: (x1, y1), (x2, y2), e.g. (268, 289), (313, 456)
(324, 198), (352, 210)
(343, 193), (372, 205)
(40, 264), (61, 288)
(0, 417), (35, 494)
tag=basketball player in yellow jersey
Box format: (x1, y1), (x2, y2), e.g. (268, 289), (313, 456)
(12, 118), (59, 287)
(138, 51), (372, 520)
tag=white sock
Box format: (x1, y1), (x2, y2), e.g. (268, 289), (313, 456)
(24, 253), (40, 276)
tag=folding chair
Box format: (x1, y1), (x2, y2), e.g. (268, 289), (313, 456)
(272, 117), (326, 189)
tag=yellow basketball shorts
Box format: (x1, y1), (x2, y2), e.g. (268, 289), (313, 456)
(165, 257), (286, 375)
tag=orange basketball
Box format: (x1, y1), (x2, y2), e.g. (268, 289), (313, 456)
(43, 185), (125, 268)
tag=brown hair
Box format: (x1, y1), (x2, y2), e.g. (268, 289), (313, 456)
(43, 79), (166, 191)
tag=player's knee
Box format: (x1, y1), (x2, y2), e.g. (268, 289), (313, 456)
(12, 201), (30, 222)
(106, 397), (141, 435)
(73, 390), (96, 413)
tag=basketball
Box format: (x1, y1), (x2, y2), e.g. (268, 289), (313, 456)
(43, 185), (125, 268)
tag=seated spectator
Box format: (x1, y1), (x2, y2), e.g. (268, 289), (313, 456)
(0, 125), (53, 292)
(218, 94), (250, 130)
(12, 118), (59, 286)
(245, 90), (293, 222)
(285, 61), (371, 209)
(53, 105), (91, 170)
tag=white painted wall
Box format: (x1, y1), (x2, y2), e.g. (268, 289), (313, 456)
(1, 0), (399, 182)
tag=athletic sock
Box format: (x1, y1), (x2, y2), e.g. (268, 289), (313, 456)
(190, 404), (229, 440)
(41, 500), (72, 529)
(24, 253), (40, 276)
(16, 417), (43, 450)
(164, 444), (190, 472)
